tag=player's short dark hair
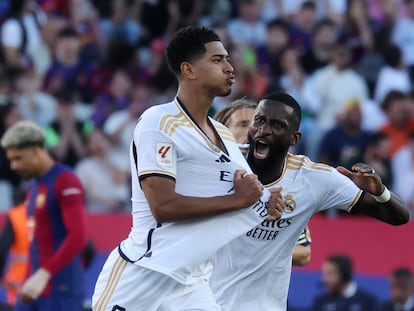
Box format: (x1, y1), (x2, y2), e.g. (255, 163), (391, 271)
(261, 92), (302, 130)
(327, 254), (353, 284)
(166, 25), (221, 77)
(392, 267), (413, 281)
(214, 98), (257, 126)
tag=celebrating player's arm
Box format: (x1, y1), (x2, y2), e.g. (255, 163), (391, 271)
(142, 170), (283, 223)
(337, 163), (409, 225)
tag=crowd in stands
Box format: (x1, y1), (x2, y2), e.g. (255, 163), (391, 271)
(0, 0), (414, 217)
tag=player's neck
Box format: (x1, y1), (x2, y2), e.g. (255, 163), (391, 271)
(176, 87), (212, 125)
(37, 153), (55, 177)
(250, 153), (286, 185)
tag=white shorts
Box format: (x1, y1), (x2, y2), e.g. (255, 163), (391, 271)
(92, 248), (221, 311)
(159, 280), (221, 311)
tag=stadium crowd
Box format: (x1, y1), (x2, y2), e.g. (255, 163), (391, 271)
(0, 0), (413, 310)
(0, 0), (413, 217)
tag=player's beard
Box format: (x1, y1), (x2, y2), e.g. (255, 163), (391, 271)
(247, 138), (289, 174)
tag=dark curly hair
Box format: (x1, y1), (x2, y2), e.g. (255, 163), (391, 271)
(166, 25), (221, 77)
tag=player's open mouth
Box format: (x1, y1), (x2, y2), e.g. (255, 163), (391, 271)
(254, 139), (270, 159)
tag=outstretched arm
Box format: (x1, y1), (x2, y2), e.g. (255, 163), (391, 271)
(337, 163), (409, 225)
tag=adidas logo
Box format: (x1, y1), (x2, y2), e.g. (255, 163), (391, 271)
(215, 155), (231, 163)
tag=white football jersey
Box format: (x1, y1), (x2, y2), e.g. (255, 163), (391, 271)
(119, 98), (272, 284)
(211, 153), (363, 311)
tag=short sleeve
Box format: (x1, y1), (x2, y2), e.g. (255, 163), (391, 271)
(316, 168), (363, 213)
(135, 127), (178, 182)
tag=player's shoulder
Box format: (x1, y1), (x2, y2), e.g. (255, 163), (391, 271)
(140, 101), (177, 124)
(54, 164), (82, 185)
(286, 153), (333, 174)
(138, 100), (189, 136)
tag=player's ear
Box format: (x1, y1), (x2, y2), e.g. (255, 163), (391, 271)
(180, 62), (196, 80)
(290, 131), (301, 146)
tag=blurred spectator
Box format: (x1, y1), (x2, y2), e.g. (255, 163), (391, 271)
(278, 46), (308, 107)
(103, 86), (151, 163)
(379, 90), (414, 157)
(256, 18), (290, 82)
(311, 254), (379, 311)
(45, 88), (88, 167)
(380, 267), (414, 311)
(315, 0), (347, 25)
(374, 44), (411, 105)
(393, 133), (414, 218)
(302, 40), (368, 159)
(227, 42), (268, 103)
(90, 69), (133, 127)
(88, 37), (138, 99)
(68, 0), (104, 64)
(301, 18), (338, 75)
(0, 202), (28, 310)
(289, 1), (318, 54)
(360, 98), (388, 132)
(200, 0), (232, 26)
(75, 127), (130, 213)
(363, 132), (393, 188)
(0, 101), (22, 211)
(318, 99), (370, 169)
(37, 0), (68, 17)
(340, 0), (379, 66)
(367, 0), (404, 25)
(139, 0), (202, 41)
(15, 69), (55, 128)
(392, 0), (414, 81)
(304, 40), (369, 131)
(43, 26), (94, 103)
(0, 0), (49, 75)
(0, 0), (10, 23)
(227, 0), (267, 47)
(138, 0), (170, 40)
(99, 0), (142, 47)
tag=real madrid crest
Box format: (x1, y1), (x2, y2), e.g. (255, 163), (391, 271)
(283, 194), (296, 213)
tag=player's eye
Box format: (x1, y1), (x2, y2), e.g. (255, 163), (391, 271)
(253, 117), (265, 125)
(270, 121), (285, 129)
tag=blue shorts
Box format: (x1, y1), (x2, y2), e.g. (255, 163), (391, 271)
(14, 295), (83, 311)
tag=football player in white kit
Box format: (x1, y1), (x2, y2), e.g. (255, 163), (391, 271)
(210, 92), (409, 311)
(92, 26), (283, 311)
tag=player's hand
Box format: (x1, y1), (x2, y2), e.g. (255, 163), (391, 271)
(19, 268), (51, 303)
(266, 187), (284, 221)
(336, 163), (384, 195)
(233, 170), (263, 208)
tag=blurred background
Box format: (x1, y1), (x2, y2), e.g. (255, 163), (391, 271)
(0, 0), (413, 310)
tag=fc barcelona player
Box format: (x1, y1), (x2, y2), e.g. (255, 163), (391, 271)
(1, 121), (88, 311)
